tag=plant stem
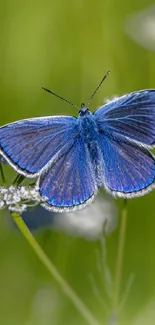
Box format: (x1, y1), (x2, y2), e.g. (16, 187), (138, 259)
(112, 200), (128, 316)
(11, 212), (100, 325)
(0, 163), (6, 186)
(12, 174), (25, 186)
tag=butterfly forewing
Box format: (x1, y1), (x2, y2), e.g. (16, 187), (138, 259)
(94, 90), (155, 146)
(0, 116), (78, 176)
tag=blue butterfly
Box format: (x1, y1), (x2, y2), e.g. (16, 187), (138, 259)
(1, 73), (155, 212)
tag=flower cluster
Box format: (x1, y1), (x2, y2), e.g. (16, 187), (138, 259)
(0, 185), (46, 214)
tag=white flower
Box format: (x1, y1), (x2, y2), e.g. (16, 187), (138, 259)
(0, 201), (4, 208)
(0, 185), (44, 214)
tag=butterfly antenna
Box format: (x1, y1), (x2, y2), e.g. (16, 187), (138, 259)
(87, 70), (110, 106)
(42, 87), (79, 110)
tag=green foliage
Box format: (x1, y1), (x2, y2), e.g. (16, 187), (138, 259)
(0, 0), (155, 324)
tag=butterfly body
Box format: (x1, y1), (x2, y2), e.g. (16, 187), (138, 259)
(78, 106), (105, 187)
(78, 107), (98, 141)
(1, 89), (155, 212)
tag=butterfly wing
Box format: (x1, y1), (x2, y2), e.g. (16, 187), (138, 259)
(0, 116), (78, 177)
(98, 133), (155, 197)
(94, 90), (155, 146)
(38, 137), (97, 212)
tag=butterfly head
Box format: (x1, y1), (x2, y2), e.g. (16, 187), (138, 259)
(78, 103), (91, 117)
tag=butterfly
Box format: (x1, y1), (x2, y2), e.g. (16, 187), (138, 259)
(0, 72), (155, 212)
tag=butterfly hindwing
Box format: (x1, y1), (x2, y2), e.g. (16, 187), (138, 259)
(94, 90), (155, 146)
(39, 137), (97, 212)
(0, 116), (78, 177)
(98, 133), (155, 197)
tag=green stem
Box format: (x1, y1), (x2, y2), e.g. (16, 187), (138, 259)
(12, 174), (25, 186)
(11, 212), (100, 325)
(0, 163), (6, 186)
(112, 200), (128, 315)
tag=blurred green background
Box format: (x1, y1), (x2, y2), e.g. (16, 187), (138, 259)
(0, 1), (155, 324)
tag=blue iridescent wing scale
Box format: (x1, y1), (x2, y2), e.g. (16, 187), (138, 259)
(39, 138), (97, 212)
(94, 90), (155, 146)
(98, 133), (155, 197)
(0, 116), (78, 177)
